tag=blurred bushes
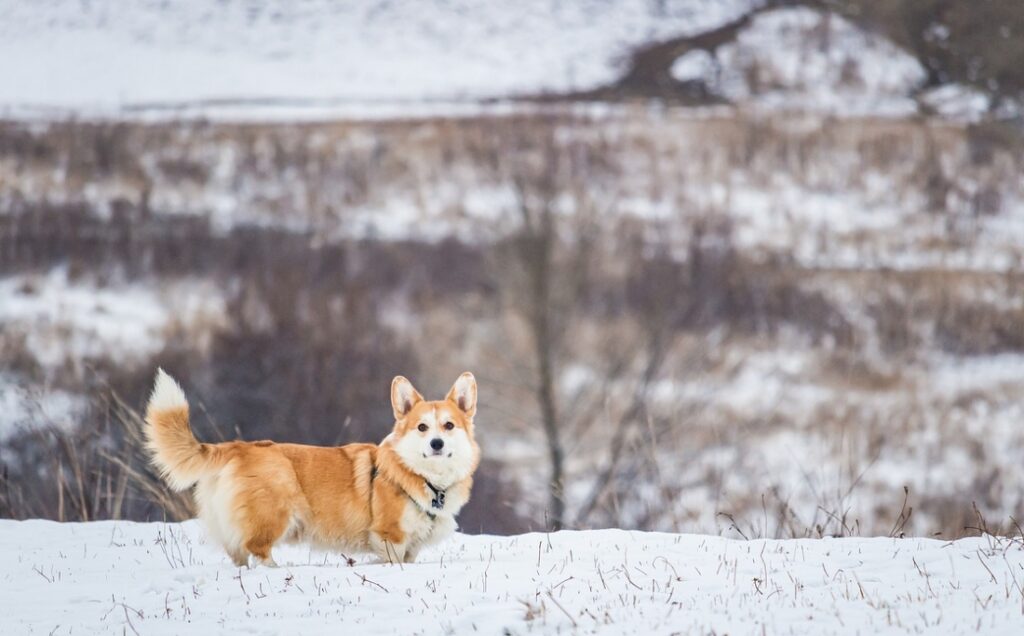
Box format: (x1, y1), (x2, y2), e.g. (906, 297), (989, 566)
(833, 0), (1024, 104)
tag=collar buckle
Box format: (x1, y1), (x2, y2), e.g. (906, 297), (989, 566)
(426, 482), (446, 511)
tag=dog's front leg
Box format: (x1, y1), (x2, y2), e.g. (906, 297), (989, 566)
(426, 515), (458, 547)
(403, 543), (421, 563)
(369, 531), (407, 564)
(404, 516), (455, 563)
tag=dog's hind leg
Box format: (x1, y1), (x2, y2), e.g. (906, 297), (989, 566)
(226, 545), (249, 567)
(249, 552), (279, 568)
(231, 491), (291, 568)
(232, 453), (305, 568)
(243, 532), (282, 567)
(241, 511), (289, 568)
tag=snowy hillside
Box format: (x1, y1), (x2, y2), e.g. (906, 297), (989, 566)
(3, 0), (1024, 559)
(2, 520), (1023, 634)
(3, 111), (1024, 536)
(1, 0), (1000, 121)
(0, 0), (757, 117)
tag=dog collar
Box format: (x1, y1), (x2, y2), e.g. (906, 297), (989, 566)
(374, 460), (446, 521)
(407, 482), (444, 521)
(425, 481), (446, 511)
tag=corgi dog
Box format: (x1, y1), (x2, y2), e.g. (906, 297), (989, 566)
(144, 369), (480, 567)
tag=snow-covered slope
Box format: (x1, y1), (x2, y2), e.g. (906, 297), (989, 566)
(0, 0), (757, 118)
(676, 7), (927, 117)
(2, 520), (1022, 634)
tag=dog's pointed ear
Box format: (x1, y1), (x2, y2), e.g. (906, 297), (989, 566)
(391, 376), (423, 420)
(446, 372), (477, 418)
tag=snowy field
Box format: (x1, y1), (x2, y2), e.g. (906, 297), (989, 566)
(2, 520), (1023, 635)
(0, 1), (995, 121)
(0, 0), (756, 118)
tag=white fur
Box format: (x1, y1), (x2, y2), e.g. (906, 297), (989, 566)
(253, 555), (279, 568)
(194, 468), (245, 564)
(449, 372), (477, 415)
(391, 406), (475, 489)
(400, 502), (458, 563)
(392, 376), (421, 416)
(368, 495), (461, 564)
(368, 530), (403, 563)
(194, 467), (306, 567)
(148, 368), (188, 412)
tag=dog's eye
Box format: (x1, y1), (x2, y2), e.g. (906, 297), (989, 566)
(417, 423), (428, 432)
(443, 422), (455, 431)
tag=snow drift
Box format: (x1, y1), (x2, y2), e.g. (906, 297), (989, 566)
(2, 519), (1022, 634)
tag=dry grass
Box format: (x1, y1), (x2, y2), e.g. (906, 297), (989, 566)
(1, 111), (1022, 537)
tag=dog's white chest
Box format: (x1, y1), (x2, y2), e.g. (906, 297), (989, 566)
(401, 502), (455, 548)
(401, 502), (437, 543)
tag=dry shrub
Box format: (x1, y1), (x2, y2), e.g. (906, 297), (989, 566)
(934, 302), (1024, 355)
(624, 227), (853, 345)
(2, 112), (1023, 539)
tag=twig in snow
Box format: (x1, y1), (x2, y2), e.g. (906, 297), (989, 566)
(354, 572), (389, 593)
(545, 591), (577, 627)
(888, 486), (912, 538)
(32, 565), (52, 583)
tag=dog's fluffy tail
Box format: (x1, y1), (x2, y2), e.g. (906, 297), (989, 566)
(144, 369), (216, 491)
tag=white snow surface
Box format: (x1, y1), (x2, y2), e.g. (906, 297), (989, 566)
(2, 519), (1023, 635)
(695, 7), (926, 116)
(0, 378), (85, 442)
(0, 0), (758, 119)
(0, 268), (228, 372)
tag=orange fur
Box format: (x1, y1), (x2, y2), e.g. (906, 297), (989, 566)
(144, 370), (480, 567)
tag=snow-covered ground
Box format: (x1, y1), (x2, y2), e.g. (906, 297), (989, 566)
(0, 269), (227, 372)
(673, 7), (927, 118)
(0, 269), (227, 368)
(0, 269), (228, 439)
(2, 519), (1022, 635)
(1, 1), (1005, 121)
(0, 379), (84, 443)
(0, 0), (757, 119)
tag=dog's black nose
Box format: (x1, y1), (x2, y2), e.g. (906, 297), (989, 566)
(430, 438), (444, 451)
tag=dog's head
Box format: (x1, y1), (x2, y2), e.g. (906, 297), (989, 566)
(387, 372), (479, 487)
